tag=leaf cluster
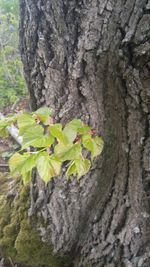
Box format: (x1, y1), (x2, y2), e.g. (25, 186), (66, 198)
(0, 107), (104, 184)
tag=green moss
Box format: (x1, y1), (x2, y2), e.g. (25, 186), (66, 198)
(0, 200), (11, 235)
(0, 179), (27, 259)
(0, 173), (12, 237)
(0, 172), (11, 195)
(15, 218), (68, 267)
(0, 174), (71, 267)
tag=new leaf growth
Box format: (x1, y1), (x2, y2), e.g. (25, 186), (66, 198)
(0, 107), (104, 184)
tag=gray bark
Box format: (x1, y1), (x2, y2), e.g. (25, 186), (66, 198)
(19, 0), (150, 266)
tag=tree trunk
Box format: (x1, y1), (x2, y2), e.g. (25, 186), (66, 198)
(19, 0), (150, 266)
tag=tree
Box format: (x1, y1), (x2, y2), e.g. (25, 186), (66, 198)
(20, 0), (150, 266)
(0, 1), (150, 267)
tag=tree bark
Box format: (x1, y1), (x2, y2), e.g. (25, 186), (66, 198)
(19, 0), (150, 266)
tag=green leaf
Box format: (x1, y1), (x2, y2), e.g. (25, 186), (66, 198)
(55, 143), (82, 162)
(54, 143), (68, 154)
(49, 124), (68, 145)
(65, 119), (83, 130)
(82, 134), (104, 159)
(9, 153), (23, 175)
(22, 125), (43, 148)
(49, 154), (62, 175)
(23, 135), (54, 149)
(17, 113), (36, 135)
(63, 119), (90, 143)
(92, 136), (104, 159)
(20, 154), (37, 174)
(22, 125), (54, 149)
(66, 158), (91, 179)
(75, 158), (91, 179)
(66, 161), (77, 177)
(62, 119), (82, 143)
(63, 127), (77, 143)
(22, 171), (32, 185)
(82, 134), (94, 152)
(9, 152), (36, 175)
(77, 126), (91, 135)
(36, 152), (62, 183)
(36, 135), (55, 148)
(33, 106), (53, 125)
(65, 119), (90, 133)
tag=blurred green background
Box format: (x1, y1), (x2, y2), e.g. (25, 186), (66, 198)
(0, 0), (27, 108)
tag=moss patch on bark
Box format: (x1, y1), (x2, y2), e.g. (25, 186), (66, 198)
(0, 173), (70, 267)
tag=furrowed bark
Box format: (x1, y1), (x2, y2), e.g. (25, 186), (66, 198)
(18, 0), (150, 266)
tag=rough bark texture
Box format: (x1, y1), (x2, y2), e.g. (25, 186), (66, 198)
(19, 0), (150, 266)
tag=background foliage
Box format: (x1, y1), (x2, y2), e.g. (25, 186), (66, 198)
(0, 0), (27, 107)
